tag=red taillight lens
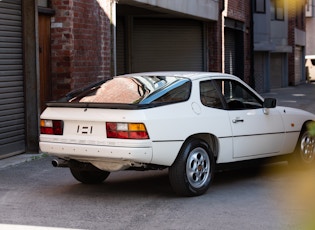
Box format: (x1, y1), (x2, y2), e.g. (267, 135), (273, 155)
(106, 122), (149, 139)
(40, 120), (64, 135)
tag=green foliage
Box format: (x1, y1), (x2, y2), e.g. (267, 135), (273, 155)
(307, 121), (315, 136)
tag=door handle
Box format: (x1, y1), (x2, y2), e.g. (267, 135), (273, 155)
(232, 118), (244, 123)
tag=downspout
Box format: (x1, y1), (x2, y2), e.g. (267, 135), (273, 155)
(221, 0), (226, 73)
(220, 0), (225, 13)
(250, 0), (255, 88)
(111, 0), (117, 76)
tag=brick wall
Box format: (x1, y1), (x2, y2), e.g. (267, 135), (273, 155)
(207, 0), (225, 73)
(226, 0), (246, 21)
(208, 20), (222, 72)
(50, 0), (111, 99)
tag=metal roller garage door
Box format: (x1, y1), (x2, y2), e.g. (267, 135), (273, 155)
(224, 18), (244, 79)
(224, 28), (236, 75)
(294, 46), (303, 84)
(224, 27), (244, 79)
(0, 0), (25, 158)
(132, 18), (204, 72)
(270, 53), (284, 89)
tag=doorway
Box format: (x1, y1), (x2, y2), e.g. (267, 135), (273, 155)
(38, 14), (52, 112)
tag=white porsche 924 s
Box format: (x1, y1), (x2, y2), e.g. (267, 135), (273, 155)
(40, 72), (315, 196)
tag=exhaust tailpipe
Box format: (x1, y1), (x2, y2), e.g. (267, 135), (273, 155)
(52, 159), (69, 168)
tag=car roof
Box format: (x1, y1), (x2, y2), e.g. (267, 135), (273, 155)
(121, 71), (239, 81)
(306, 55), (315, 59)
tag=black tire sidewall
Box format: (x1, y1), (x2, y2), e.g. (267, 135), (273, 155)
(70, 166), (110, 184)
(169, 139), (215, 196)
(290, 129), (315, 170)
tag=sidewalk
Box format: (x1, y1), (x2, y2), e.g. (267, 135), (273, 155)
(1, 82), (315, 169)
(0, 153), (46, 170)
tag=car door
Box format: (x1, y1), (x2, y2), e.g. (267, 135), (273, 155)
(214, 79), (285, 159)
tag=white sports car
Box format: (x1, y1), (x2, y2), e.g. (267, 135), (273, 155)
(40, 72), (315, 196)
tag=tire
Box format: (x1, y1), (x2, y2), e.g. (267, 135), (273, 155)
(69, 161), (110, 184)
(290, 128), (315, 169)
(169, 139), (215, 197)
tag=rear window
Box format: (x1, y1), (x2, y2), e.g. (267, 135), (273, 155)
(67, 75), (191, 105)
(306, 56), (315, 66)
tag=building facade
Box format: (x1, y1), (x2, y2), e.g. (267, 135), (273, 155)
(48, 0), (254, 96)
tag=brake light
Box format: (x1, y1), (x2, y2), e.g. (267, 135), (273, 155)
(106, 122), (149, 139)
(40, 119), (63, 135)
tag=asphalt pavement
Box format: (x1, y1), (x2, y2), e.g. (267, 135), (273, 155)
(1, 82), (315, 169)
(262, 82), (315, 114)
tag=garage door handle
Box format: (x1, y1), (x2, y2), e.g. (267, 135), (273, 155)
(232, 118), (244, 123)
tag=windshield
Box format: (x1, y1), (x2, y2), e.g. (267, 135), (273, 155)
(67, 75), (191, 105)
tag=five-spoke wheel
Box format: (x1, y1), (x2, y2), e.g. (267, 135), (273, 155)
(290, 126), (315, 169)
(169, 139), (214, 196)
(299, 130), (315, 164)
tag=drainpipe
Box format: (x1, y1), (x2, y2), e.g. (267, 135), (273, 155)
(111, 0), (117, 76)
(220, 0), (225, 13)
(250, 0), (255, 88)
(221, 0), (226, 73)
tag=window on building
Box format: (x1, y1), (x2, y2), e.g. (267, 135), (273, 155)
(306, 0), (313, 17)
(255, 0), (266, 13)
(295, 2), (305, 29)
(271, 0), (284, 20)
(38, 0), (48, 7)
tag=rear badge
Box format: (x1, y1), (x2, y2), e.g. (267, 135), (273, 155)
(77, 125), (93, 134)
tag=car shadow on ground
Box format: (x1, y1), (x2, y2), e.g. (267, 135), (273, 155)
(49, 160), (306, 198)
(52, 169), (174, 198)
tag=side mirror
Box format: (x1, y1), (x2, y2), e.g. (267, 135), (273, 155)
(263, 98), (276, 108)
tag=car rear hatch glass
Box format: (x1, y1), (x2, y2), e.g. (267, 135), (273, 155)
(48, 75), (191, 109)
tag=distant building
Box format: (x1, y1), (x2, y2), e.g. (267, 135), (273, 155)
(253, 0), (306, 92)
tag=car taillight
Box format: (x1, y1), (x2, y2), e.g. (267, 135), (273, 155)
(40, 119), (64, 135)
(106, 122), (149, 139)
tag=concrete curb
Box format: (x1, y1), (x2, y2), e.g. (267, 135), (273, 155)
(0, 153), (47, 170)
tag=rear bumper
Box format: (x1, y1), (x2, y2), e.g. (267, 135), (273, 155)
(39, 141), (153, 165)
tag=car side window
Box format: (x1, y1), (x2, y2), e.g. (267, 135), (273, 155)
(214, 79), (263, 110)
(152, 81), (191, 104)
(200, 80), (224, 109)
